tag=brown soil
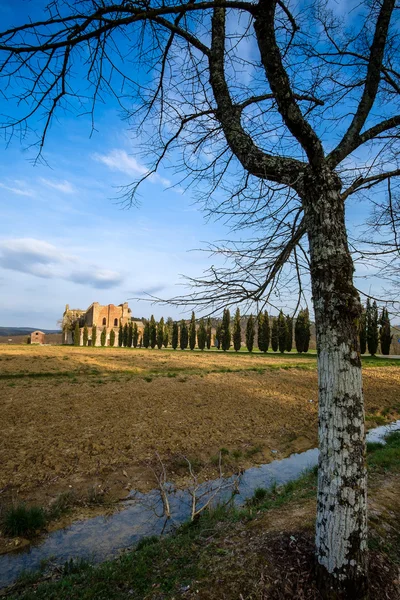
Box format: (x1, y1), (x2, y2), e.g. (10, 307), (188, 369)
(0, 345), (399, 553)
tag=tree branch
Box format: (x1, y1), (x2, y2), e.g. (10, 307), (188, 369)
(253, 0), (324, 169)
(209, 6), (305, 186)
(328, 0), (396, 166)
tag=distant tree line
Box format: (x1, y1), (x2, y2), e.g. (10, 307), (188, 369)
(72, 302), (393, 355)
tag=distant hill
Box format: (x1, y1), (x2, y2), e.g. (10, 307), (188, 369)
(0, 327), (61, 336)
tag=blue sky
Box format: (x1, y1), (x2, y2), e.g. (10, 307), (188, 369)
(0, 0), (395, 328)
(0, 106), (224, 327)
(0, 1), (231, 328)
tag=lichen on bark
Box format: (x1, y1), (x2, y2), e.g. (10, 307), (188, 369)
(301, 167), (368, 597)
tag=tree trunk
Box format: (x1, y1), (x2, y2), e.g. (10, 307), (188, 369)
(301, 167), (368, 599)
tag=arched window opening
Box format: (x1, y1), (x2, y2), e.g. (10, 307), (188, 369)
(114, 318), (118, 327)
(102, 317), (106, 326)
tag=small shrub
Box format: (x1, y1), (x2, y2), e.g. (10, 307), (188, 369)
(48, 491), (76, 520)
(62, 558), (91, 576)
(136, 536), (160, 551)
(16, 569), (43, 586)
(231, 449), (243, 460)
(253, 487), (268, 502)
(245, 445), (262, 458)
(87, 486), (105, 505)
(366, 414), (387, 426)
(3, 504), (46, 537)
(210, 454), (221, 466)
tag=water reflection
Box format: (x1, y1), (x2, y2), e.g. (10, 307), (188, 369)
(1, 420), (399, 589)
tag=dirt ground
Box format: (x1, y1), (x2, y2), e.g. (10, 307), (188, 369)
(185, 473), (400, 600)
(1, 345), (399, 534)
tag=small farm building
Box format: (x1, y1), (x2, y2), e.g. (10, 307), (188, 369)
(30, 331), (45, 344)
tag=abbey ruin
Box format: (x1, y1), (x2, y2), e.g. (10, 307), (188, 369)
(62, 302), (143, 345)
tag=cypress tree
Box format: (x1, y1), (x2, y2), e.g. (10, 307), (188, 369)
(92, 324), (97, 347)
(74, 320), (80, 346)
(206, 317), (212, 349)
(285, 315), (293, 352)
(257, 311), (270, 352)
(233, 308), (241, 352)
(380, 307), (392, 356)
(257, 312), (264, 351)
(295, 311), (305, 353)
(197, 318), (206, 350)
(271, 318), (279, 352)
(180, 319), (188, 350)
(123, 323), (128, 347)
(220, 308), (231, 351)
(127, 322), (133, 348)
(277, 311), (287, 353)
(166, 317), (174, 341)
(263, 310), (270, 352)
(359, 307), (367, 355)
(246, 314), (255, 352)
(157, 317), (164, 349)
(189, 311), (196, 350)
(303, 308), (311, 352)
(215, 323), (222, 349)
(100, 326), (107, 347)
(163, 324), (169, 347)
(367, 299), (379, 356)
(172, 321), (179, 349)
(109, 328), (116, 347)
(82, 324), (88, 347)
(149, 315), (157, 348)
(132, 322), (138, 348)
(143, 321), (150, 348)
(118, 322), (123, 347)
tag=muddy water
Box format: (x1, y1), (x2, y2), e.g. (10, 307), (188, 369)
(1, 420), (399, 589)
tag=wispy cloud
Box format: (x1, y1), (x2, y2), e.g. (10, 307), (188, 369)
(0, 182), (35, 197)
(0, 238), (123, 289)
(40, 178), (75, 194)
(128, 283), (166, 296)
(93, 149), (171, 187)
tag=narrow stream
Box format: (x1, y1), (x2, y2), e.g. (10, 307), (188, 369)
(1, 420), (399, 589)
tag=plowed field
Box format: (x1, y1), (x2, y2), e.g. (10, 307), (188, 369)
(1, 345), (399, 509)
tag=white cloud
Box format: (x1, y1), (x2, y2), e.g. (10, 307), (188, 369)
(0, 182), (35, 197)
(0, 238), (123, 289)
(40, 178), (75, 194)
(93, 149), (171, 187)
(70, 269), (123, 289)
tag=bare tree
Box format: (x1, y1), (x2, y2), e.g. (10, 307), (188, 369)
(1, 1), (400, 596)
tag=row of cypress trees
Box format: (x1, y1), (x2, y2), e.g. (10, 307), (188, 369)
(73, 302), (393, 355)
(73, 308), (312, 352)
(142, 314), (213, 350)
(359, 299), (393, 355)
(243, 308), (310, 353)
(74, 321), (140, 347)
(138, 308), (311, 353)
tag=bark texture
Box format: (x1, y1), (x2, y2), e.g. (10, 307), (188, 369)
(301, 167), (368, 598)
